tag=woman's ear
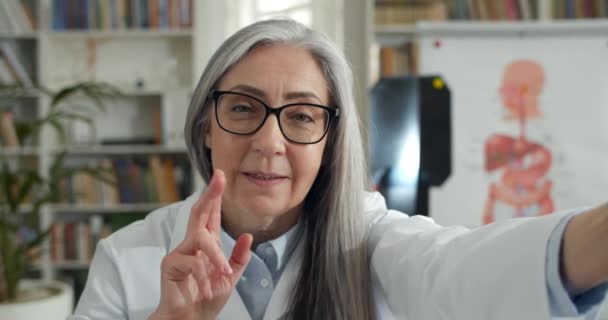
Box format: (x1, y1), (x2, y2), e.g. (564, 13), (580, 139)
(205, 130), (212, 149)
(203, 119), (212, 149)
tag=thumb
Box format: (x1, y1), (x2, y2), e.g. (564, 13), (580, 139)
(229, 233), (253, 283)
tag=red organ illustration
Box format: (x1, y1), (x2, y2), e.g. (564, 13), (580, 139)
(482, 60), (554, 224)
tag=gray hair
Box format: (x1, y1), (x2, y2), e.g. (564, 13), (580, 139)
(185, 19), (372, 320)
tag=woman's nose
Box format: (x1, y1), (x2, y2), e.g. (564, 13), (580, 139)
(251, 114), (286, 156)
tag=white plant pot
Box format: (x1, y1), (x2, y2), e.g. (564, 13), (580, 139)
(0, 279), (73, 320)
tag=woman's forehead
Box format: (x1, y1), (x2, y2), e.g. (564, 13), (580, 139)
(217, 44), (330, 103)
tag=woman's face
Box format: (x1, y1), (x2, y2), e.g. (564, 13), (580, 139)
(205, 44), (330, 229)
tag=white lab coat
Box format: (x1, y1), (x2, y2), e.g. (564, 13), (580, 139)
(69, 191), (573, 320)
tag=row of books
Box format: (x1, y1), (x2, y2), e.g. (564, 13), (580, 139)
(381, 43), (419, 76)
(0, 0), (37, 33)
(551, 0), (608, 19)
(375, 1), (447, 25)
(50, 213), (145, 263)
(0, 110), (21, 147)
(369, 43), (420, 84)
(0, 41), (35, 87)
(57, 156), (193, 205)
(376, 0), (608, 23)
(443, 0), (541, 20)
(374, 0), (541, 23)
(52, 0), (193, 31)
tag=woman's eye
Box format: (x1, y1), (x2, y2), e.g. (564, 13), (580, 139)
(231, 105), (253, 113)
(292, 113), (314, 123)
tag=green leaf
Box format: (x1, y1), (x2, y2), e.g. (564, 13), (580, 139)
(51, 111), (94, 124)
(48, 118), (66, 143)
(0, 218), (18, 233)
(14, 171), (42, 205)
(81, 167), (116, 185)
(50, 85), (81, 109)
(50, 82), (123, 111)
(0, 162), (17, 211)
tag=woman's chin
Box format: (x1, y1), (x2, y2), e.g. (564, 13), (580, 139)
(238, 198), (289, 219)
(243, 203), (285, 219)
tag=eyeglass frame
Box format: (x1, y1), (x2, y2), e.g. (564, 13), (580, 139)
(208, 90), (340, 145)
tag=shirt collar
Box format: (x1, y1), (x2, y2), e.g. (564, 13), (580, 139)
(267, 221), (301, 269)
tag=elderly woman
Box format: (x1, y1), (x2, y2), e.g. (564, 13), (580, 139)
(70, 19), (608, 320)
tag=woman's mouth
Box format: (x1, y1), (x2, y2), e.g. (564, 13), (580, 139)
(242, 171), (287, 187)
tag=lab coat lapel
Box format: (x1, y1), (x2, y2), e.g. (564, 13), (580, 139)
(263, 236), (305, 320)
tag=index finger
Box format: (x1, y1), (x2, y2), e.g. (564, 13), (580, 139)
(186, 169), (225, 237)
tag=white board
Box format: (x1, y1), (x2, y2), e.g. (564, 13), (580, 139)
(418, 22), (608, 228)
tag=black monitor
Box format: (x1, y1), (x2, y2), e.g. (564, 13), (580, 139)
(369, 75), (452, 216)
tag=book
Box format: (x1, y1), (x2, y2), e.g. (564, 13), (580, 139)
(375, 1), (447, 25)
(63, 222), (76, 260)
(51, 222), (65, 262)
(99, 159), (120, 205)
(379, 44), (415, 77)
(163, 158), (179, 202)
(149, 155), (169, 203)
(113, 158), (134, 203)
(7, 0), (34, 32)
(76, 223), (91, 262)
(0, 110), (20, 147)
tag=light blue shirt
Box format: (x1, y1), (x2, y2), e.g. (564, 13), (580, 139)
(221, 211), (608, 319)
(221, 222), (303, 320)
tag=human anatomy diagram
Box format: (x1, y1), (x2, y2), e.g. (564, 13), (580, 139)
(482, 60), (554, 224)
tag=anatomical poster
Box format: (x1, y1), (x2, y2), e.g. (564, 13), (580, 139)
(417, 24), (608, 227)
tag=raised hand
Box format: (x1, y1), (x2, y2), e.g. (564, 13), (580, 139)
(150, 169), (253, 320)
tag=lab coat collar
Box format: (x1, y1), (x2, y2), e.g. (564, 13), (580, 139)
(168, 191), (304, 320)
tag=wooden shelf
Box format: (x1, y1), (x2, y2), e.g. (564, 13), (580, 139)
(50, 261), (90, 270)
(375, 20), (608, 46)
(51, 145), (188, 156)
(0, 146), (40, 157)
(51, 203), (169, 214)
(0, 88), (40, 98)
(415, 20), (608, 37)
(374, 24), (416, 46)
(31, 261), (90, 271)
(0, 32), (39, 39)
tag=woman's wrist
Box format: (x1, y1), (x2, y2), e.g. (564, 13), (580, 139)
(561, 203), (608, 295)
(148, 308), (200, 320)
(149, 305), (218, 320)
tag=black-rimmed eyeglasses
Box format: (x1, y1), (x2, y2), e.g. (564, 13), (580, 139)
(209, 90), (339, 144)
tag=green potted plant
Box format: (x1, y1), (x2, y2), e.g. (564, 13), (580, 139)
(0, 82), (121, 319)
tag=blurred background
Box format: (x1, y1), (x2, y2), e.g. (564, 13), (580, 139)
(1, 0), (607, 318)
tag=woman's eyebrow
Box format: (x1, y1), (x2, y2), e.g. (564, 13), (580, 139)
(228, 84), (322, 103)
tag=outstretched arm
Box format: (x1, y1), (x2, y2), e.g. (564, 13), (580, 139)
(561, 202), (608, 295)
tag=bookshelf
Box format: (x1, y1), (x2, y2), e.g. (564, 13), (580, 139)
(0, 0), (211, 295)
(370, 0), (608, 81)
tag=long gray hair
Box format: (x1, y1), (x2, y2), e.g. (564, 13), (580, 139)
(184, 19), (373, 320)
